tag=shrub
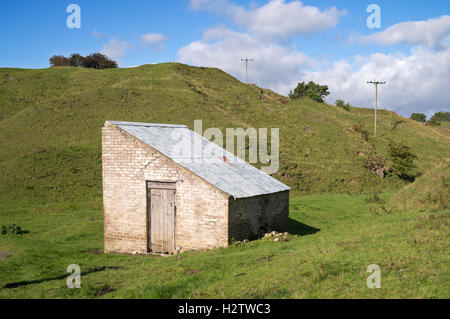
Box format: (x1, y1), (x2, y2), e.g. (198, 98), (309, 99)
(427, 117), (442, 126)
(83, 53), (118, 69)
(1, 224), (26, 235)
(69, 53), (85, 67)
(427, 111), (450, 126)
(49, 55), (70, 67)
(289, 81), (330, 103)
(388, 142), (418, 181)
(336, 99), (351, 111)
(49, 53), (118, 69)
(429, 111), (450, 123)
(410, 113), (427, 122)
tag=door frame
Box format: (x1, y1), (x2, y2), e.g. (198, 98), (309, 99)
(146, 180), (177, 253)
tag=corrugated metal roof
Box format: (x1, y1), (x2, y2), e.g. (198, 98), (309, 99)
(108, 121), (290, 198)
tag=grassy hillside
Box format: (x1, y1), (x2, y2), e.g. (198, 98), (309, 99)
(0, 64), (449, 299)
(1, 63), (449, 204)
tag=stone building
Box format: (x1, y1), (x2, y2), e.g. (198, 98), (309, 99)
(102, 121), (290, 254)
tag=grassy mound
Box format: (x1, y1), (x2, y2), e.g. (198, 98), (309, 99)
(390, 159), (449, 212)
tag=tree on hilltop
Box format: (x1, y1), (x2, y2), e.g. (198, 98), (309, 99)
(289, 81), (330, 103)
(49, 53), (118, 69)
(410, 113), (427, 122)
(429, 111), (450, 123)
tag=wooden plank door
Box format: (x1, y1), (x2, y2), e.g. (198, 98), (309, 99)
(147, 183), (176, 253)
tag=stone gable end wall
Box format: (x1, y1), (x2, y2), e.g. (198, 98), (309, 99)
(228, 191), (289, 241)
(102, 123), (229, 254)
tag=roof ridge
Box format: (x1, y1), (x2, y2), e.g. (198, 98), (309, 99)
(107, 121), (187, 128)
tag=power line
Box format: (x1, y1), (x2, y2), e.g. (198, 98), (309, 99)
(367, 80), (386, 138)
(241, 58), (253, 84)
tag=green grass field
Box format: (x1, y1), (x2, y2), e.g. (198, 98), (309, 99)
(0, 63), (449, 298)
(1, 194), (448, 299)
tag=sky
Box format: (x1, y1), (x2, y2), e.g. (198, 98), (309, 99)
(1, 0), (449, 117)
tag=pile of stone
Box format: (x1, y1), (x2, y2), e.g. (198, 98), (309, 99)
(263, 231), (289, 242)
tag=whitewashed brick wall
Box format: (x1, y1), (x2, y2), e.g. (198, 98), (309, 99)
(102, 122), (229, 254)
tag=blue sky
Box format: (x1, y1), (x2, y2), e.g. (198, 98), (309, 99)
(1, 0), (449, 116)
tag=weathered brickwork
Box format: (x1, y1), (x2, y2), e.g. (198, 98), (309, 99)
(102, 122), (289, 254)
(228, 191), (289, 241)
(102, 122), (229, 254)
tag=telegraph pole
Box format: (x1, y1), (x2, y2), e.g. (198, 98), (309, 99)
(367, 80), (386, 137)
(241, 58), (253, 84)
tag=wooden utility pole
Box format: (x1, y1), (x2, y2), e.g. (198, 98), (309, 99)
(241, 58), (253, 84)
(367, 80), (386, 137)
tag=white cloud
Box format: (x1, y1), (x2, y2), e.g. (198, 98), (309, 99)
(101, 38), (131, 62)
(358, 15), (450, 48)
(178, 26), (450, 117)
(190, 0), (345, 39)
(177, 27), (315, 92)
(141, 33), (168, 51)
(301, 47), (450, 116)
(93, 29), (104, 39)
(182, 4), (449, 117)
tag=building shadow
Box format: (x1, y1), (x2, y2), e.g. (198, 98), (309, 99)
(3, 266), (120, 289)
(288, 218), (320, 236)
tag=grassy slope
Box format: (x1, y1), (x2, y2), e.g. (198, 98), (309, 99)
(390, 159), (449, 212)
(1, 63), (449, 204)
(0, 64), (449, 298)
